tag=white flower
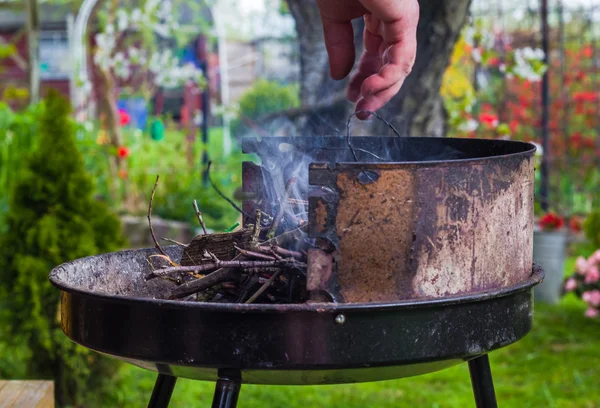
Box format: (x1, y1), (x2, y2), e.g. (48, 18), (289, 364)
(130, 8), (142, 24)
(158, 0), (172, 19)
(117, 10), (129, 32)
(105, 24), (115, 36)
(459, 119), (479, 133)
(471, 48), (482, 63)
(95, 32), (115, 51)
(128, 47), (147, 65)
(153, 23), (171, 37)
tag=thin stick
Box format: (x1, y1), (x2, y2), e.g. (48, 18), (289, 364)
(148, 175), (168, 257)
(193, 200), (208, 235)
(146, 258), (303, 280)
(234, 245), (276, 261)
(245, 269), (282, 304)
(267, 176), (296, 239)
(207, 162), (254, 220)
(161, 237), (187, 247)
(169, 268), (238, 300)
(257, 246), (305, 261)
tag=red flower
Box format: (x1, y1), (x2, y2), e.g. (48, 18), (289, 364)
(117, 146), (129, 158)
(479, 113), (498, 128)
(570, 132), (583, 149)
(539, 212), (565, 231)
(488, 56), (500, 66)
(573, 92), (596, 103)
(509, 119), (519, 133)
(582, 45), (593, 58)
(118, 169), (128, 179)
(570, 216), (583, 233)
(119, 109), (131, 126)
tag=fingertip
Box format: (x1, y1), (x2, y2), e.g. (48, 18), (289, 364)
(354, 99), (375, 120)
(330, 58), (354, 81)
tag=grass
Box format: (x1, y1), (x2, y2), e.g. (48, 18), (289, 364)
(110, 260), (600, 408)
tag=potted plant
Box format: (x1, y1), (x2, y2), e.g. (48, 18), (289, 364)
(564, 250), (600, 318)
(534, 211), (568, 304)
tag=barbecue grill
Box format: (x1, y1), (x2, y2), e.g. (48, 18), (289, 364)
(50, 136), (543, 408)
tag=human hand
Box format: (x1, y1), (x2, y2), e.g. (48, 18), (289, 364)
(316, 0), (419, 118)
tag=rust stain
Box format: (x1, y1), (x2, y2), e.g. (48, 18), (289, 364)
(412, 157), (535, 298)
(334, 169), (415, 303)
(306, 249), (333, 292)
(313, 200), (328, 235)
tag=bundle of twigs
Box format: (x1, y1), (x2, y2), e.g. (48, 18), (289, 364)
(144, 173), (311, 304)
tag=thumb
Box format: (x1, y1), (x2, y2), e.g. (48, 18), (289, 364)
(319, 15), (356, 80)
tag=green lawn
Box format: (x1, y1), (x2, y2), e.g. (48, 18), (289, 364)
(112, 269), (600, 408)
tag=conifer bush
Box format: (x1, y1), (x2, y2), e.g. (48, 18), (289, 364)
(0, 89), (126, 405)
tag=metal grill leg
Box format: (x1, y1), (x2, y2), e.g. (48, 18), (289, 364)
(468, 355), (498, 408)
(211, 374), (241, 408)
(148, 374), (177, 408)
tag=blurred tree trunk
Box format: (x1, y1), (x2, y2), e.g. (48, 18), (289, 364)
(285, 0), (471, 137)
(286, 1), (364, 135)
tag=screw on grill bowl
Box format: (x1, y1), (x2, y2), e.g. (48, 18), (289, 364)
(335, 314), (346, 324)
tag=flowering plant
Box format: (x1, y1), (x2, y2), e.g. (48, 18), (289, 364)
(565, 250), (600, 318)
(538, 212), (565, 231)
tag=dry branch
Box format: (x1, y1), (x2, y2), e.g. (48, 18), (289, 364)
(169, 268), (238, 300)
(245, 269), (283, 304)
(193, 199), (208, 235)
(148, 175), (168, 257)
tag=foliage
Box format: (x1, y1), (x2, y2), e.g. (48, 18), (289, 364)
(0, 90), (125, 406)
(232, 79), (300, 136)
(564, 251), (600, 318)
(583, 210), (600, 249)
(0, 102), (43, 230)
(78, 124), (245, 232)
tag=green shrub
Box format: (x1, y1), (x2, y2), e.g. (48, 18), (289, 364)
(583, 210), (600, 249)
(0, 102), (43, 229)
(0, 90), (126, 406)
(232, 79), (299, 136)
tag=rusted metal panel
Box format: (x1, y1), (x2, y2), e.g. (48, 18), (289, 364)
(308, 155), (535, 303)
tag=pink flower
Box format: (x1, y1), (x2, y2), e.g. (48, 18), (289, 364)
(585, 307), (599, 318)
(582, 290), (600, 307)
(591, 250), (600, 264)
(576, 256), (589, 275)
(565, 278), (578, 292)
(585, 266), (600, 284)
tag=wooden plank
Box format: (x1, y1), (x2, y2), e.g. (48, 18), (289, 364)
(0, 381), (54, 408)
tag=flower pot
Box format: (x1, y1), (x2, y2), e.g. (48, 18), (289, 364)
(533, 229), (568, 304)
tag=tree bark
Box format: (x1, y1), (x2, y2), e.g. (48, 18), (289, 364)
(285, 0), (471, 137)
(286, 1), (364, 135)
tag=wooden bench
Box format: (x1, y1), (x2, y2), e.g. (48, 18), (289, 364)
(0, 381), (54, 408)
